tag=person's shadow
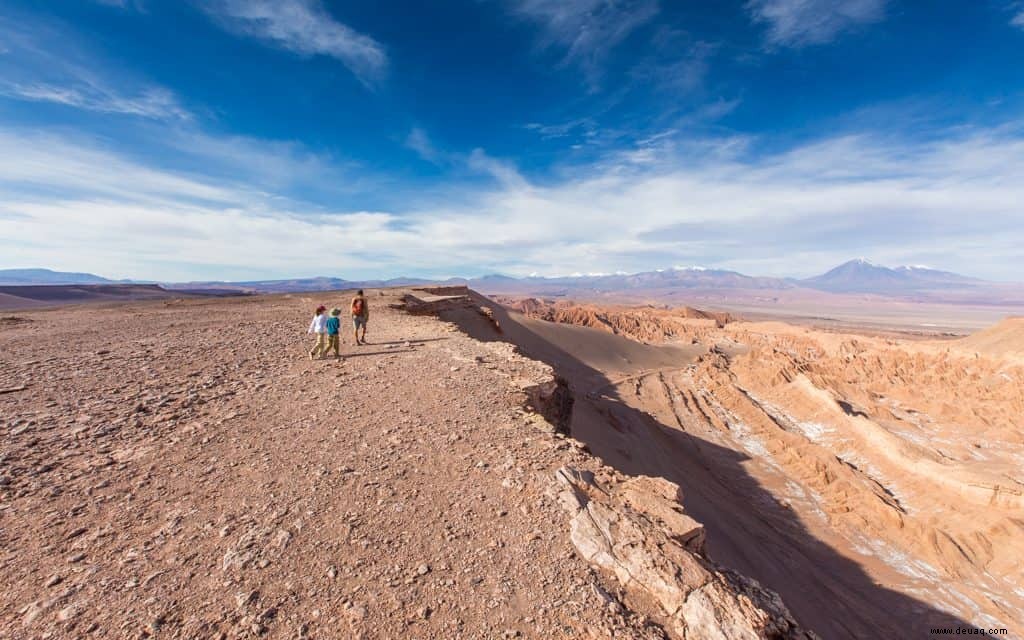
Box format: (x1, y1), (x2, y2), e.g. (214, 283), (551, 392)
(443, 298), (991, 639)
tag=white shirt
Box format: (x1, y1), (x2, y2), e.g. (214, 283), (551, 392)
(308, 314), (327, 334)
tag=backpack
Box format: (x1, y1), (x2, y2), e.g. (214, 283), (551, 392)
(352, 298), (364, 316)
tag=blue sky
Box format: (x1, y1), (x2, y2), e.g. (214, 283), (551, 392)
(1, 0), (1023, 281)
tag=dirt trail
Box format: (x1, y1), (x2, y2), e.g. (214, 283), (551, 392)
(471, 296), (1022, 639)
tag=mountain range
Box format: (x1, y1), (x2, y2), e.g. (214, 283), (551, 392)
(0, 260), (1017, 300)
(0, 268), (124, 286)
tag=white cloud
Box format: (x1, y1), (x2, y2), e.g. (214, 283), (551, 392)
(746, 0), (887, 47)
(524, 117), (597, 139)
(404, 128), (526, 187)
(3, 83), (190, 120)
(505, 0), (658, 88)
(0, 129), (240, 207)
(0, 17), (191, 120)
(202, 0), (386, 86)
(466, 149), (528, 188)
(2, 122), (1024, 282)
(405, 128), (441, 163)
(1012, 10), (1024, 29)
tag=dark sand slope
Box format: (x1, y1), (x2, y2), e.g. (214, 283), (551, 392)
(443, 293), (1019, 639)
(0, 285), (179, 310)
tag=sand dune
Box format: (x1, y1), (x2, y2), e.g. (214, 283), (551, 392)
(957, 316), (1024, 358)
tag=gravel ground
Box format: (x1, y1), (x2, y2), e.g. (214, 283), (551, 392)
(0, 290), (661, 639)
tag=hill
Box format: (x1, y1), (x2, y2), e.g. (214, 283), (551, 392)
(0, 268), (114, 285)
(957, 316), (1024, 357)
(0, 284), (177, 310)
(166, 276), (434, 294)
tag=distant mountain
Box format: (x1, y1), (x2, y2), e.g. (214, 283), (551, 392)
(6, 261), (1016, 305)
(802, 259), (981, 293)
(459, 267), (793, 294)
(166, 276), (434, 294)
(0, 268), (114, 285)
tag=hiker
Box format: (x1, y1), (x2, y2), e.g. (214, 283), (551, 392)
(307, 305), (328, 360)
(325, 307), (343, 358)
(351, 289), (369, 345)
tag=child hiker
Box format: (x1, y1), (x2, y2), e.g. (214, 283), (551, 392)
(307, 305), (328, 360)
(325, 307), (343, 358)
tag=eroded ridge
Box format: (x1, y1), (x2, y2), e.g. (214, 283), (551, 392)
(503, 298), (1024, 636)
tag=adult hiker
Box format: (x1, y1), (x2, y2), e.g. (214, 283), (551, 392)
(307, 305), (328, 360)
(325, 307), (343, 358)
(351, 289), (369, 345)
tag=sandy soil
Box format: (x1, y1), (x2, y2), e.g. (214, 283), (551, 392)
(474, 297), (1024, 639)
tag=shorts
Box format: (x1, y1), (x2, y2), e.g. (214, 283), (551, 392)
(353, 316), (367, 329)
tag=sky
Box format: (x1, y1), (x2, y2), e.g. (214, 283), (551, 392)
(1, 0), (1023, 282)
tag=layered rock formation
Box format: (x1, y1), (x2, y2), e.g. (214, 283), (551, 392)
(496, 295), (1024, 635)
(551, 467), (814, 640)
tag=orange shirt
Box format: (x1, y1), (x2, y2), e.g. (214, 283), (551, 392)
(350, 295), (369, 319)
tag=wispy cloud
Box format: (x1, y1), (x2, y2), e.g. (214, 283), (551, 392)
(746, 0), (887, 47)
(504, 0), (659, 89)
(90, 0), (139, 8)
(405, 128), (442, 163)
(0, 17), (191, 120)
(1012, 10), (1024, 29)
(524, 117), (597, 140)
(405, 127), (526, 187)
(202, 0), (387, 86)
(629, 36), (717, 97)
(3, 83), (190, 120)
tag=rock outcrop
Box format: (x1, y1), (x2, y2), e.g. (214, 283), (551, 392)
(552, 466), (815, 640)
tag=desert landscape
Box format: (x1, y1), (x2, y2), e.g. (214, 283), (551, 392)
(0, 288), (818, 639)
(2, 286), (1020, 638)
(5, 2), (1024, 637)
